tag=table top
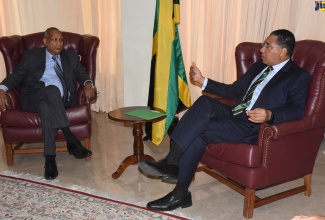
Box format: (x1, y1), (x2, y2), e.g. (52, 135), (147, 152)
(108, 106), (166, 123)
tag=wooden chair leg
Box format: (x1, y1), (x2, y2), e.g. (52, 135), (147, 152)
(5, 143), (14, 166)
(243, 188), (255, 219)
(304, 174), (312, 196)
(197, 164), (313, 219)
(84, 138), (91, 161)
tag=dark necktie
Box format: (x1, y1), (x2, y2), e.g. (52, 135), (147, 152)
(232, 66), (273, 115)
(52, 56), (68, 101)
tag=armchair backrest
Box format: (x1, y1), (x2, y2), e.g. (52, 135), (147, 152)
(0, 31), (99, 82)
(235, 40), (325, 130)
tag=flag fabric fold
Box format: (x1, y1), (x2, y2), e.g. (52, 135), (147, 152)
(147, 0), (191, 145)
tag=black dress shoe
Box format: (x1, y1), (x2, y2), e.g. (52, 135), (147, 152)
(147, 192), (192, 211)
(156, 158), (178, 183)
(138, 161), (178, 180)
(161, 175), (178, 183)
(67, 141), (92, 159)
(44, 159), (58, 180)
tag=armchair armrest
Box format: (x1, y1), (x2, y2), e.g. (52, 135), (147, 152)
(5, 89), (20, 110)
(258, 117), (313, 141)
(257, 117), (321, 178)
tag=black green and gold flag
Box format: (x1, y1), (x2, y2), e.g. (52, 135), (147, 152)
(146, 0), (191, 145)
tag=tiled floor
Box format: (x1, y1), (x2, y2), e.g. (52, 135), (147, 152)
(0, 111), (324, 220)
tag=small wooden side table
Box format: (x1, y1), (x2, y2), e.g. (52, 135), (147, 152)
(108, 106), (165, 179)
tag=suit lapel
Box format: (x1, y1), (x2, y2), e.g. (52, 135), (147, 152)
(258, 59), (293, 97)
(244, 61), (267, 90)
(59, 50), (69, 77)
(38, 48), (46, 79)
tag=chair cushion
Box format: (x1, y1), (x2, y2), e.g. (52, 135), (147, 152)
(1, 122), (90, 143)
(206, 142), (263, 168)
(0, 105), (90, 128)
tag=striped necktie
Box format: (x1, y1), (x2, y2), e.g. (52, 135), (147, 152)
(232, 66), (273, 116)
(52, 56), (68, 101)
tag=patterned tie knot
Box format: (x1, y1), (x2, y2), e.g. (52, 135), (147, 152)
(266, 66), (273, 73)
(52, 56), (57, 61)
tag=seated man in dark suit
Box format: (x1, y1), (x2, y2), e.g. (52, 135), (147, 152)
(139, 29), (311, 211)
(0, 27), (95, 180)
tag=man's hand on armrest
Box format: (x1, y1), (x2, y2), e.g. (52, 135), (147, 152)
(0, 89), (9, 111)
(83, 82), (96, 103)
(246, 108), (273, 124)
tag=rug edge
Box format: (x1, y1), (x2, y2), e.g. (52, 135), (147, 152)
(0, 170), (191, 220)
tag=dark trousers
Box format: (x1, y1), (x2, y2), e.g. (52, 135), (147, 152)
(170, 96), (260, 188)
(20, 85), (70, 156)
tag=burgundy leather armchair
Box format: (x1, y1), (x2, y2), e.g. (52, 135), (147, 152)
(0, 31), (99, 166)
(197, 40), (325, 218)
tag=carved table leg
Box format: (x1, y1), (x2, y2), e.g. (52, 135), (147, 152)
(112, 122), (155, 179)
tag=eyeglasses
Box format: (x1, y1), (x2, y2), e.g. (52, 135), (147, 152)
(261, 42), (281, 50)
(50, 38), (64, 43)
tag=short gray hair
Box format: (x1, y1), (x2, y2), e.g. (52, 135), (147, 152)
(44, 27), (61, 38)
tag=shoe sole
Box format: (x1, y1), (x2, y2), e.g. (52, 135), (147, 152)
(45, 174), (58, 180)
(138, 161), (179, 183)
(148, 199), (192, 211)
(138, 161), (164, 177)
(68, 151), (92, 159)
(73, 154), (92, 159)
(161, 176), (178, 184)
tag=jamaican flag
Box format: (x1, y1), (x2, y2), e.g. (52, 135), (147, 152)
(145, 0), (191, 145)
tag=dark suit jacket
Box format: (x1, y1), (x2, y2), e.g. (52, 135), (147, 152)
(204, 60), (311, 124)
(0, 47), (91, 107)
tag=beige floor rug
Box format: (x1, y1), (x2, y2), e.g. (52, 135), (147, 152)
(0, 171), (188, 220)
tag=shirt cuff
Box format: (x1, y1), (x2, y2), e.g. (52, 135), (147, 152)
(0, 85), (8, 92)
(84, 80), (95, 88)
(201, 78), (208, 90)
